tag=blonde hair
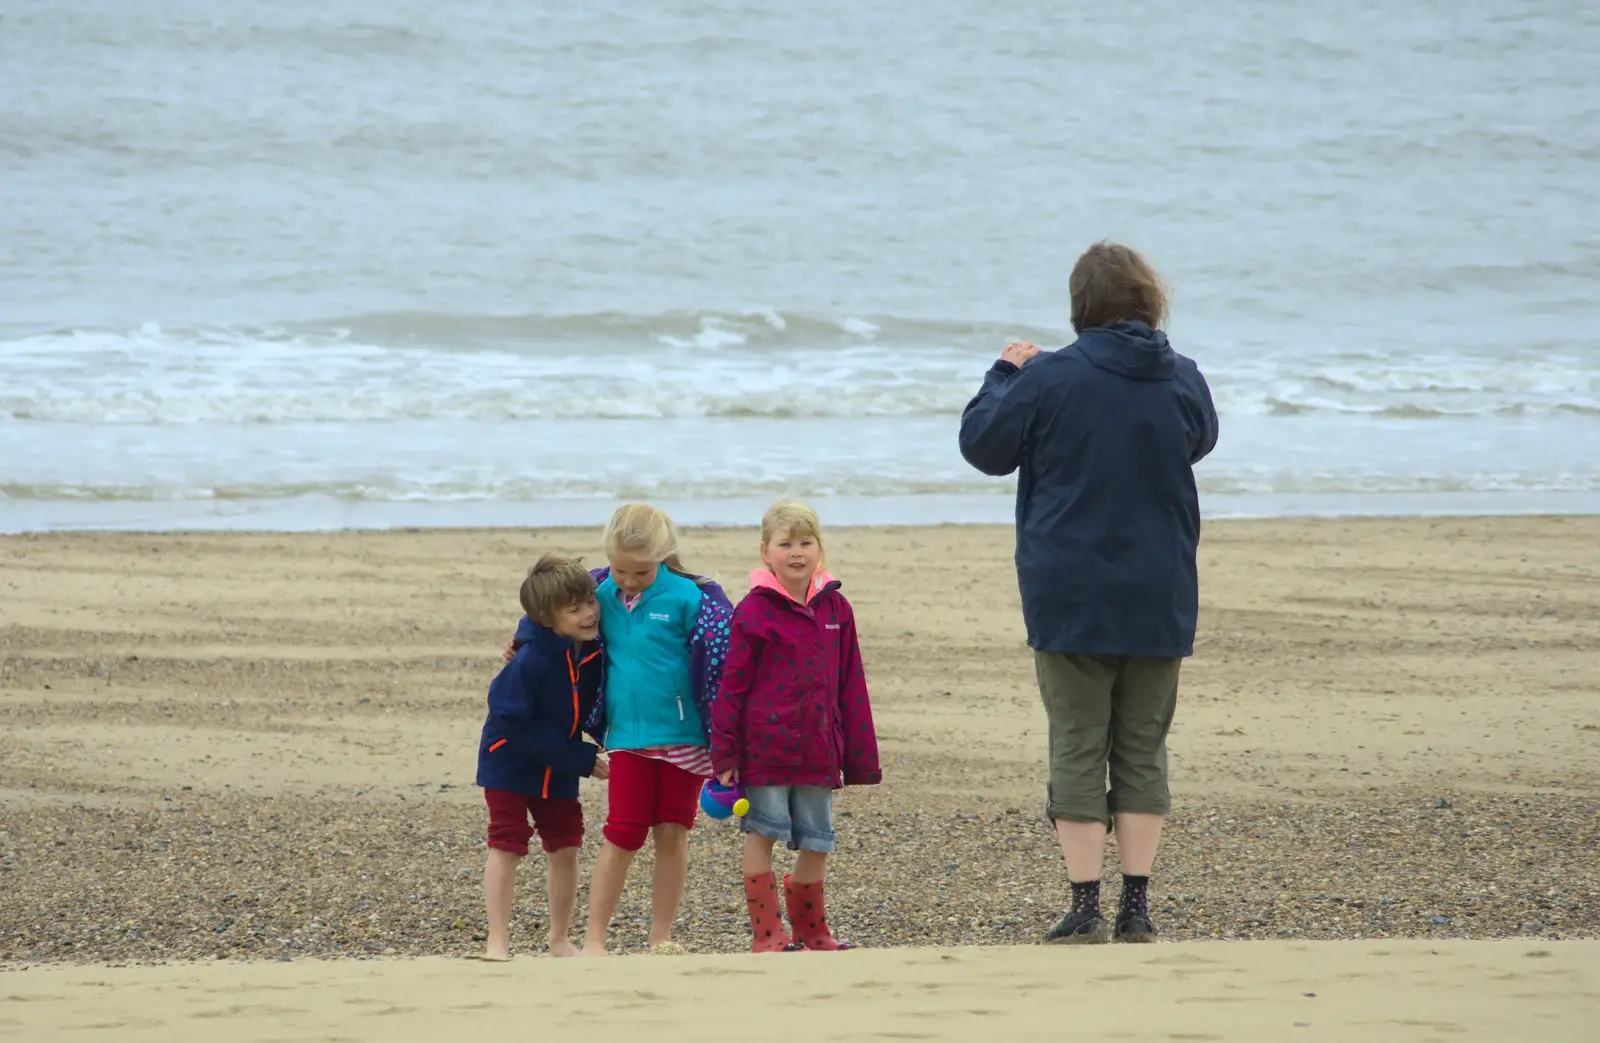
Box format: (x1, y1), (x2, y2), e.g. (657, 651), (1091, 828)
(602, 502), (699, 581)
(520, 553), (596, 626)
(760, 499), (828, 569)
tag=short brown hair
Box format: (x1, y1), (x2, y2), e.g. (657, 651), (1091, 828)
(519, 553), (596, 626)
(1069, 241), (1169, 333)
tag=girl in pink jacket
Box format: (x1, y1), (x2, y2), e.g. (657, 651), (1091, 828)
(710, 499), (881, 952)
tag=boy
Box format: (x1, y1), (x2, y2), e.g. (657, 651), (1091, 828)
(476, 553), (610, 959)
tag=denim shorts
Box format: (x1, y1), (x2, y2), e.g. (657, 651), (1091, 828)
(740, 785), (836, 853)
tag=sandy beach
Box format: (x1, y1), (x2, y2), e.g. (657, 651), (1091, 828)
(2, 941), (1596, 1042)
(3, 516), (1598, 1041)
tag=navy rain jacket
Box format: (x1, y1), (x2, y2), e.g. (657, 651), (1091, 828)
(475, 621), (604, 800)
(958, 321), (1219, 658)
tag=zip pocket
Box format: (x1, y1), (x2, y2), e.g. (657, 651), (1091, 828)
(676, 693), (685, 721)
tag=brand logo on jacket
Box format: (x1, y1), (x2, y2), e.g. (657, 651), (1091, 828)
(649, 612), (671, 621)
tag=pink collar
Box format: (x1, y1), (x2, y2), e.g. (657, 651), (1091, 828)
(749, 568), (835, 605)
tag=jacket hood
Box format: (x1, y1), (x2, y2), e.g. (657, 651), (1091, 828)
(521, 619), (596, 657)
(593, 564), (731, 610)
(1074, 321), (1176, 381)
(749, 568), (838, 605)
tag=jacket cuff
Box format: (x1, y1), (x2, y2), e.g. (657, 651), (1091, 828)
(710, 750), (740, 775)
(843, 768), (882, 786)
(991, 359), (1019, 376)
(575, 742), (600, 777)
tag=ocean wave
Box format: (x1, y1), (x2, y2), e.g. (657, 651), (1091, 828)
(3, 317), (1596, 424)
(297, 308), (1057, 351)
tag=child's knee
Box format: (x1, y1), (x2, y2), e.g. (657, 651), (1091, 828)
(603, 822), (649, 852)
(652, 823), (689, 854)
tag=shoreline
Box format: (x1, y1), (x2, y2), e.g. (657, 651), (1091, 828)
(3, 489), (1599, 534)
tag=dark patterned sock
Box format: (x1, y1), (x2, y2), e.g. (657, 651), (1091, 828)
(1120, 875), (1150, 918)
(1069, 879), (1101, 917)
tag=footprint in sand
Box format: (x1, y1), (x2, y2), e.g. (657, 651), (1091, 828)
(1147, 953), (1220, 967)
(190, 1004), (307, 1019)
(1383, 1019), (1464, 1035)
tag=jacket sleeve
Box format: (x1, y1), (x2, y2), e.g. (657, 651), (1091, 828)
(709, 609), (758, 776)
(688, 582), (735, 736)
(493, 653), (601, 777)
(575, 566), (614, 739)
(582, 654), (607, 744)
(836, 602), (881, 786)
(1189, 369), (1220, 464)
(958, 359), (1042, 477)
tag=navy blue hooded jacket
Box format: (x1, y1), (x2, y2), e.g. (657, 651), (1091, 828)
(958, 321), (1219, 658)
(475, 621), (604, 800)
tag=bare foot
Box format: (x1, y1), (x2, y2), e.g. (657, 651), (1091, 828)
(549, 939), (579, 958)
(649, 940), (686, 955)
(579, 945), (608, 958)
(475, 949), (512, 963)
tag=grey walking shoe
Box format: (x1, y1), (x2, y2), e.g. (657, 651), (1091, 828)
(1045, 909), (1109, 945)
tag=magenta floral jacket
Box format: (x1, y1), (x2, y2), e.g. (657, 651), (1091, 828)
(710, 570), (881, 789)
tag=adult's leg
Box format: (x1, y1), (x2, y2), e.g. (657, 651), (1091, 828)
(1107, 657), (1181, 941)
(1037, 651), (1117, 874)
(1035, 652), (1117, 943)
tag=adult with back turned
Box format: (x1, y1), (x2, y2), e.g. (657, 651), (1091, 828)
(958, 242), (1219, 944)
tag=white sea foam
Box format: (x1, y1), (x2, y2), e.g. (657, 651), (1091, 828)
(3, 321), (1596, 426)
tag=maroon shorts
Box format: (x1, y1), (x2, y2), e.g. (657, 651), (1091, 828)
(602, 751), (703, 852)
(484, 788), (584, 856)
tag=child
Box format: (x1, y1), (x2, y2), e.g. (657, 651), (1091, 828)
(476, 554), (609, 960)
(504, 504), (733, 955)
(711, 499), (881, 953)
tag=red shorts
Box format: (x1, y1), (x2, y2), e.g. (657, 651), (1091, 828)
(602, 751), (703, 852)
(484, 789), (584, 856)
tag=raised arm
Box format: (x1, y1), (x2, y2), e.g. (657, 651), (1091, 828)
(958, 348), (1044, 477)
